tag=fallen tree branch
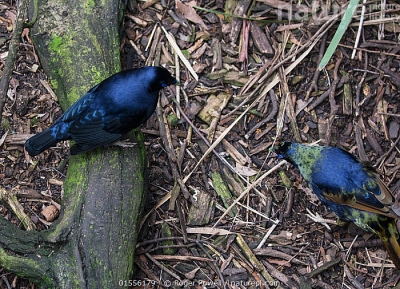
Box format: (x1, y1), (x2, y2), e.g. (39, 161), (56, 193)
(0, 186), (36, 230)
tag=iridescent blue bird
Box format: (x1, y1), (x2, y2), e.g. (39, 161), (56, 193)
(274, 142), (400, 270)
(25, 66), (178, 156)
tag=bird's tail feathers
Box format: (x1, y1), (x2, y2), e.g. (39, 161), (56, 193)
(380, 221), (400, 270)
(25, 129), (59, 156)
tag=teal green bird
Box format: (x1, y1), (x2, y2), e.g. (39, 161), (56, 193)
(274, 142), (400, 270)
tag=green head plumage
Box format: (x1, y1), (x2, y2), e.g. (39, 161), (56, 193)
(274, 142), (324, 182)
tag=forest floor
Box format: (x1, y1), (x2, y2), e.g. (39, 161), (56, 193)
(1, 0), (400, 288)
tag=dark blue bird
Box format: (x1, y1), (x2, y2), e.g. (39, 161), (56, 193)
(25, 66), (178, 156)
(274, 142), (400, 270)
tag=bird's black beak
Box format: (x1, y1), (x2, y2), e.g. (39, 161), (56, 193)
(174, 79), (180, 86)
(270, 145), (283, 159)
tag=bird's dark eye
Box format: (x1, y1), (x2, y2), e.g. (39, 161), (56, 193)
(161, 83), (167, 88)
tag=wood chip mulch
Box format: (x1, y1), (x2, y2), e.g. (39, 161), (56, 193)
(1, 0), (400, 288)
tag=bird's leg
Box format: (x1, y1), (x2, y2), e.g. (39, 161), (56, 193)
(306, 208), (337, 230)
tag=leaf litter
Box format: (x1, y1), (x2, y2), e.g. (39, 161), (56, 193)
(1, 0), (400, 288)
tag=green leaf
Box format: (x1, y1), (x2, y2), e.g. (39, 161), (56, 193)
(318, 0), (360, 70)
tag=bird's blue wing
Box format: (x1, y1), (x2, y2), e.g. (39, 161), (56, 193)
(102, 110), (147, 134)
(69, 109), (120, 145)
(56, 90), (98, 123)
(309, 147), (396, 217)
(68, 107), (147, 150)
(311, 176), (397, 218)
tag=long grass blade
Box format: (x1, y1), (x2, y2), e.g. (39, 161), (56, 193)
(318, 0), (360, 70)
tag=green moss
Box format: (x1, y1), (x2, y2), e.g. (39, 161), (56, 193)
(125, 129), (147, 167)
(85, 0), (95, 9)
(181, 50), (190, 59)
(68, 86), (85, 105)
(49, 78), (58, 91)
(161, 223), (177, 255)
(1, 117), (11, 130)
(64, 159), (86, 194)
(0, 247), (53, 287)
(30, 117), (39, 127)
(44, 157), (87, 242)
(279, 170), (292, 189)
(53, 251), (81, 288)
(49, 36), (63, 51)
(212, 172), (238, 217)
(167, 113), (179, 126)
(90, 67), (103, 84)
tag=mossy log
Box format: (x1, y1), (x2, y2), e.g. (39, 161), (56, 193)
(0, 0), (146, 287)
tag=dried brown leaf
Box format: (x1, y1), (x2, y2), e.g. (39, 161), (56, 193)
(175, 0), (208, 30)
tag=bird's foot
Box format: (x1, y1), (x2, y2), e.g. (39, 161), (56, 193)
(113, 140), (137, 148)
(306, 208), (337, 230)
